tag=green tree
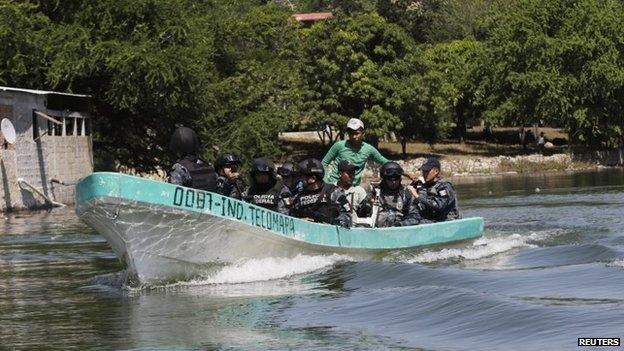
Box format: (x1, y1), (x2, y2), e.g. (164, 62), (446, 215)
(424, 39), (486, 142)
(0, 1), (50, 86)
(386, 52), (454, 154)
(481, 0), (624, 148)
(299, 13), (413, 145)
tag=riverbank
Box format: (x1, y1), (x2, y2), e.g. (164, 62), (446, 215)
(355, 153), (604, 185)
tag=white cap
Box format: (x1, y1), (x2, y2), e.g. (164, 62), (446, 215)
(346, 118), (364, 131)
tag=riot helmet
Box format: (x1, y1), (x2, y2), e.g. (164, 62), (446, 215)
(380, 161), (403, 190)
(277, 162), (301, 177)
(169, 126), (200, 157)
(299, 158), (324, 179)
(215, 154), (241, 171)
(380, 161), (403, 179)
(250, 157), (275, 187)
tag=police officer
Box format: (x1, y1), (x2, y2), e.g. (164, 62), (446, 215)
(167, 126), (217, 191)
(362, 161), (421, 227)
(409, 158), (460, 222)
(277, 161), (304, 196)
(291, 158), (351, 228)
(214, 154), (243, 199)
(244, 157), (292, 215)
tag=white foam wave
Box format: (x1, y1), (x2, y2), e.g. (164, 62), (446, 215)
(198, 254), (350, 285)
(125, 254), (351, 296)
(607, 259), (624, 268)
(403, 233), (547, 264)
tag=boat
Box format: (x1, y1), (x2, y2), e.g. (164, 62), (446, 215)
(76, 172), (484, 284)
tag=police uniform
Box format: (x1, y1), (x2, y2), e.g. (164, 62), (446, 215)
(277, 161), (304, 197)
(362, 161), (421, 227)
(413, 157), (460, 222)
(291, 183), (351, 227)
(416, 180), (460, 222)
(216, 175), (243, 200)
(291, 158), (351, 228)
(214, 154), (243, 200)
(244, 181), (292, 215)
(168, 156), (217, 191)
(167, 127), (218, 191)
(362, 186), (421, 227)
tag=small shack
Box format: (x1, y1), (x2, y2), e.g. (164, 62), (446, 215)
(0, 87), (93, 211)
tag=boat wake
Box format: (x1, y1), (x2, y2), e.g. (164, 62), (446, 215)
(397, 230), (565, 264)
(607, 258), (624, 268)
(89, 254), (352, 295)
(185, 253), (352, 285)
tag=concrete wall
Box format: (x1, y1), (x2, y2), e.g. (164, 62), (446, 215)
(0, 90), (93, 211)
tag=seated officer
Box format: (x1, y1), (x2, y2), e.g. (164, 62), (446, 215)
(167, 126), (217, 191)
(333, 160), (369, 218)
(214, 154), (243, 199)
(244, 157), (292, 215)
(361, 161), (421, 227)
(291, 158), (351, 228)
(409, 158), (460, 222)
(277, 161), (304, 197)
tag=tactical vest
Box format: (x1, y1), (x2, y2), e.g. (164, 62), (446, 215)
(424, 181), (460, 221)
(379, 188), (408, 212)
(293, 184), (337, 223)
(177, 157), (218, 192)
(246, 181), (283, 210)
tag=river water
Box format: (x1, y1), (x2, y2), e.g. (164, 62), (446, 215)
(1, 169), (624, 350)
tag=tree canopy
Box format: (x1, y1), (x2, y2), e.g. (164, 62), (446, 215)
(1, 0), (623, 170)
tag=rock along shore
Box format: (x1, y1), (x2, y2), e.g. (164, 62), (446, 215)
(360, 153), (601, 182)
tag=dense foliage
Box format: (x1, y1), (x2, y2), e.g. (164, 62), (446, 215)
(1, 0), (623, 170)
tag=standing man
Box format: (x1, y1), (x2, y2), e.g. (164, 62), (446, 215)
(321, 118), (390, 186)
(408, 158), (460, 222)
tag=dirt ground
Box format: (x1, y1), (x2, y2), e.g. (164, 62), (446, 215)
(279, 127), (569, 161)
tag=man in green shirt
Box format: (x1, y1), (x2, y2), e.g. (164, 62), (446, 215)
(321, 118), (390, 186)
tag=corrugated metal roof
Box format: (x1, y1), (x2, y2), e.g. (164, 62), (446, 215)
(0, 86), (90, 98)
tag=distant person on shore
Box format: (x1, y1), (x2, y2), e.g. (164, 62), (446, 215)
(214, 154), (243, 199)
(537, 132), (546, 155)
(167, 126), (217, 191)
(360, 162), (421, 227)
(321, 118), (389, 186)
(243, 157), (291, 214)
(291, 158), (351, 227)
(407, 158), (460, 222)
(277, 161), (304, 197)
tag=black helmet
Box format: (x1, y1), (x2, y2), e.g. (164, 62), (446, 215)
(251, 157), (275, 174)
(277, 161), (301, 177)
(299, 158), (324, 178)
(380, 161), (403, 178)
(169, 126), (200, 157)
(420, 157), (441, 171)
(215, 154), (241, 171)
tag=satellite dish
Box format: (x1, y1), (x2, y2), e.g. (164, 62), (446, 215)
(1, 118), (16, 144)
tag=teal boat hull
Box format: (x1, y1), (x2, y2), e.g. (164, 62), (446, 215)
(76, 172), (483, 283)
